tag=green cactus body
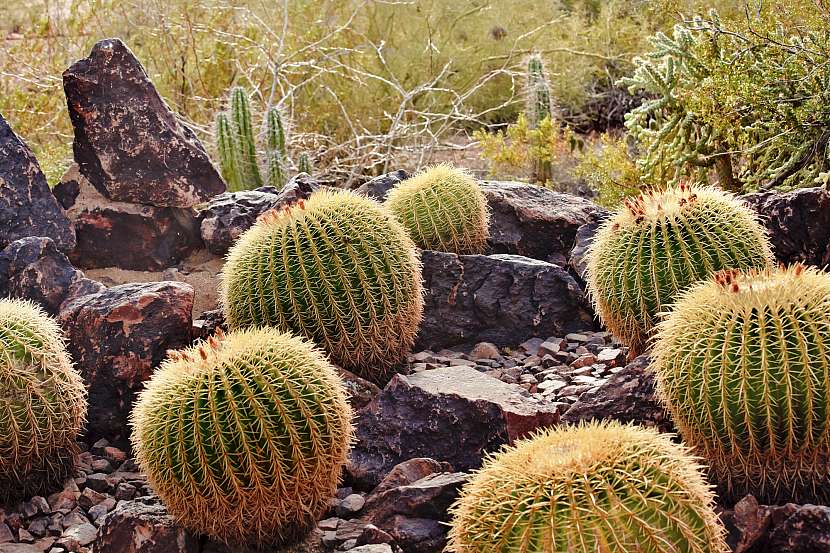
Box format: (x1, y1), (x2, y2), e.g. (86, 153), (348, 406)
(265, 108), (288, 189)
(654, 264), (830, 503)
(0, 299), (87, 502)
(297, 152), (313, 175)
(230, 87), (264, 189)
(216, 112), (244, 192)
(131, 327), (353, 545)
(220, 189), (423, 382)
(386, 164), (490, 254)
(525, 54), (552, 129)
(586, 183), (773, 355)
(447, 421), (728, 553)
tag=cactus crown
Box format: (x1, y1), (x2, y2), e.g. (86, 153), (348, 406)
(447, 421), (728, 553)
(131, 327), (353, 545)
(386, 163), (491, 254)
(586, 182), (773, 355)
(653, 263), (830, 503)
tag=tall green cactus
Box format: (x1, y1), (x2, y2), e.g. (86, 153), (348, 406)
(265, 107), (287, 188)
(447, 421), (728, 553)
(297, 152), (313, 175)
(230, 87), (264, 189)
(654, 264), (830, 503)
(526, 53), (552, 130)
(220, 188), (424, 382)
(586, 183), (773, 355)
(0, 299), (87, 502)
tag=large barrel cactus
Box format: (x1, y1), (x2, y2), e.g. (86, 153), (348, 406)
(386, 164), (490, 254)
(447, 421), (727, 553)
(586, 183), (773, 355)
(131, 327), (353, 545)
(654, 264), (830, 503)
(220, 188), (423, 382)
(0, 299), (87, 502)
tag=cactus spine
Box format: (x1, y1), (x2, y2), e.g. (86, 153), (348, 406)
(131, 327), (353, 545)
(586, 183), (773, 355)
(653, 264), (830, 503)
(0, 299), (87, 502)
(447, 421), (728, 553)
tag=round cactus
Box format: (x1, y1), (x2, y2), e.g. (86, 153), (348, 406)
(131, 327), (353, 545)
(0, 299), (87, 502)
(386, 164), (490, 254)
(654, 264), (830, 503)
(220, 188), (423, 382)
(586, 183), (773, 355)
(447, 421), (728, 553)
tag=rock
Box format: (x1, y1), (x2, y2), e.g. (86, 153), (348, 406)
(197, 174), (320, 255)
(743, 187), (830, 267)
(0, 113), (75, 252)
(0, 545), (42, 553)
(191, 308), (226, 340)
(59, 281), (194, 445)
(336, 494), (366, 518)
(349, 366), (559, 488)
(481, 181), (607, 263)
(417, 251), (595, 351)
(766, 504), (830, 552)
(54, 167), (202, 271)
(56, 522), (97, 551)
(354, 170), (410, 201)
(0, 237), (104, 315)
(568, 217), (607, 279)
(349, 545), (394, 553)
(0, 524), (13, 543)
(63, 39), (224, 208)
(468, 342), (501, 361)
(337, 368), (382, 411)
(721, 495), (830, 553)
(92, 499), (198, 553)
(365, 459), (453, 497)
(361, 471), (467, 528)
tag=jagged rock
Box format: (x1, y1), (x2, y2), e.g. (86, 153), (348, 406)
(0, 237), (104, 315)
(59, 281), (194, 445)
(417, 251), (595, 351)
(0, 113), (75, 252)
(92, 498), (198, 553)
(354, 170), (410, 201)
(191, 307), (226, 341)
(197, 174), (320, 255)
(721, 495), (830, 553)
(54, 166), (202, 270)
(766, 504), (830, 552)
(337, 368), (382, 411)
(568, 216), (608, 279)
(349, 366), (559, 489)
(63, 39), (224, 208)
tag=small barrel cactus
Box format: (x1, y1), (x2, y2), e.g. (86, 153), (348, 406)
(654, 264), (830, 503)
(447, 421), (728, 552)
(386, 164), (490, 254)
(131, 327), (353, 545)
(220, 189), (423, 381)
(0, 299), (87, 502)
(586, 183), (773, 355)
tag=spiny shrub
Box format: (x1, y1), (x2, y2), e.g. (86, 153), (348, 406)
(131, 327), (353, 545)
(654, 264), (830, 503)
(0, 299), (86, 502)
(586, 183), (773, 355)
(447, 421), (728, 553)
(386, 164), (490, 254)
(220, 189), (423, 382)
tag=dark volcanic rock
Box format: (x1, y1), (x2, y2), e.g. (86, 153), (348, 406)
(92, 498), (198, 553)
(722, 495), (830, 553)
(0, 113), (75, 252)
(198, 174), (320, 255)
(0, 237), (104, 315)
(766, 504), (830, 552)
(569, 216), (608, 279)
(417, 250), (595, 351)
(354, 170), (410, 201)
(63, 38), (224, 208)
(191, 307), (226, 340)
(59, 281), (194, 445)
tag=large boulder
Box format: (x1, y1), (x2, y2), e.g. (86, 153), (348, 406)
(59, 281), (194, 445)
(354, 170), (410, 201)
(417, 250), (595, 351)
(0, 113), (75, 252)
(92, 498), (198, 553)
(63, 38), (224, 208)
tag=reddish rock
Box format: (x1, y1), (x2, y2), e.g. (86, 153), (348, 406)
(92, 499), (198, 553)
(721, 495), (830, 553)
(337, 368), (382, 411)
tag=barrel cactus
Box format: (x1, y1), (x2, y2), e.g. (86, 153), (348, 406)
(386, 164), (490, 254)
(586, 183), (773, 355)
(131, 327), (353, 545)
(654, 264), (830, 503)
(447, 421), (728, 552)
(220, 189), (423, 381)
(0, 299), (87, 502)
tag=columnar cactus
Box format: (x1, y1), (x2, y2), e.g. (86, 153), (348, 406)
(131, 327), (353, 545)
(297, 152), (313, 175)
(653, 264), (830, 503)
(0, 299), (87, 502)
(266, 107), (288, 188)
(230, 87), (264, 189)
(526, 53), (552, 130)
(447, 421), (728, 553)
(220, 189), (423, 382)
(586, 183), (773, 355)
(386, 164), (490, 254)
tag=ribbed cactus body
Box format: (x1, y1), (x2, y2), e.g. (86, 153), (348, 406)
(386, 164), (490, 254)
(447, 421), (728, 553)
(266, 108), (287, 189)
(230, 87), (264, 189)
(526, 54), (552, 129)
(0, 299), (87, 502)
(586, 184), (773, 355)
(654, 265), (830, 503)
(220, 189), (423, 381)
(216, 113), (244, 192)
(297, 152), (313, 175)
(131, 327), (353, 545)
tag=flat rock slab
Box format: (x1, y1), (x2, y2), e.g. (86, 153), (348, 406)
(63, 38), (225, 208)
